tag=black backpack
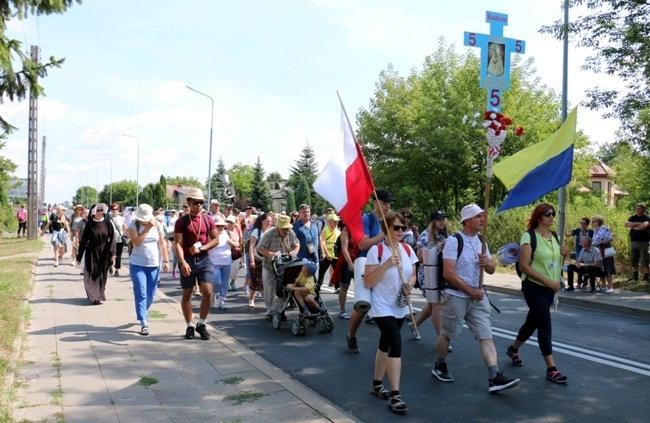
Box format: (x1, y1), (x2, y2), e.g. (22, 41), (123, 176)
(514, 229), (559, 278)
(440, 233), (483, 290)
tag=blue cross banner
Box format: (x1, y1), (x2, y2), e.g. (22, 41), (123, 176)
(464, 11), (525, 111)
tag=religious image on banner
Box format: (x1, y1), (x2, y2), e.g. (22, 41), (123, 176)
(487, 42), (505, 77)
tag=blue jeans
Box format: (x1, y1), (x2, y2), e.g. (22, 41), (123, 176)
(212, 264), (232, 301)
(130, 264), (159, 325)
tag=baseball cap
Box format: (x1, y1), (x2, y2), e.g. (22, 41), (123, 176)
(375, 189), (394, 203)
(429, 211), (447, 221)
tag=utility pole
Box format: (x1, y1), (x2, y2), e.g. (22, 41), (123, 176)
(26, 45), (39, 240)
(39, 136), (46, 206)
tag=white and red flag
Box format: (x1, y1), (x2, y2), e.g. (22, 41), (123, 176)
(313, 99), (374, 244)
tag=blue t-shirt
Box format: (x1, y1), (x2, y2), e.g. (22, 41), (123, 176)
(292, 220), (320, 261)
(359, 212), (381, 258)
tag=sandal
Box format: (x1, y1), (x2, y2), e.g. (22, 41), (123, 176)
(506, 347), (523, 366)
(389, 395), (408, 413)
(546, 370), (568, 384)
(370, 384), (390, 400)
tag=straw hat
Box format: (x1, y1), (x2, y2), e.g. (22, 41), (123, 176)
(225, 215), (237, 224)
(186, 188), (205, 201)
(214, 216), (227, 226)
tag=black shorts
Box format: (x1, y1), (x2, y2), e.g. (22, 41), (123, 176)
(180, 255), (214, 289)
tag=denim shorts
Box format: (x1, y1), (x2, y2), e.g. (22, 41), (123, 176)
(180, 255), (214, 289)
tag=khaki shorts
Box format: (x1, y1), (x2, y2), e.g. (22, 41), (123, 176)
(440, 293), (493, 341)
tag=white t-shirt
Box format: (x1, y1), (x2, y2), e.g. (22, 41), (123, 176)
(442, 232), (492, 299)
(128, 220), (163, 267)
(365, 242), (418, 319)
(209, 231), (232, 266)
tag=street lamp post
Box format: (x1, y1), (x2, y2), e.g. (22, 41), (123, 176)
(122, 134), (140, 207)
(186, 85), (214, 204)
(100, 153), (113, 205)
(91, 164), (98, 204)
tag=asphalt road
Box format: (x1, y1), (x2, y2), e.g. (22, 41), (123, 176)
(154, 265), (650, 423)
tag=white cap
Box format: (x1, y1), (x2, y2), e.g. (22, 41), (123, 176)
(460, 204), (484, 223)
(211, 199), (220, 205)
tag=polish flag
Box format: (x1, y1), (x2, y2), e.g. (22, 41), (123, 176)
(313, 104), (374, 244)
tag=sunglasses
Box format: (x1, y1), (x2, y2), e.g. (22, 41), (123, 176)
(392, 225), (407, 231)
(403, 214), (412, 218)
(96, 209), (105, 213)
(190, 200), (204, 206)
(543, 211), (556, 218)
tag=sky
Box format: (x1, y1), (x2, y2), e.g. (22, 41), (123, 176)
(2, 0), (622, 205)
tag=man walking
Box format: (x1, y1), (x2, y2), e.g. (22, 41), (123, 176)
(174, 188), (219, 340)
(256, 214), (299, 318)
(293, 204), (320, 262)
(346, 188), (394, 353)
(625, 203), (650, 282)
(209, 199), (225, 220)
(432, 204), (519, 393)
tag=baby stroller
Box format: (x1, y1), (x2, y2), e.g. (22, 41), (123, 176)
(270, 254), (334, 336)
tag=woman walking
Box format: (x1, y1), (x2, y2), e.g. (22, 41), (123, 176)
(506, 203), (570, 384)
(209, 216), (239, 309)
(247, 213), (270, 307)
(226, 215), (242, 292)
(76, 204), (116, 305)
(410, 211), (448, 342)
(364, 211), (418, 413)
(70, 205), (86, 272)
(127, 204), (169, 335)
(109, 203), (127, 277)
(44, 205), (70, 267)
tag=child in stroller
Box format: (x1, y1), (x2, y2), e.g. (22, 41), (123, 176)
(272, 255), (334, 336)
(287, 259), (325, 315)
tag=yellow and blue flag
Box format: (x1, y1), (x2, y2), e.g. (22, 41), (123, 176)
(493, 107), (577, 213)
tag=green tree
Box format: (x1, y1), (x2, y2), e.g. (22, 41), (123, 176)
(165, 175), (205, 189)
(73, 186), (98, 206)
(250, 157), (273, 211)
(285, 189), (296, 214)
(228, 163), (254, 202)
(99, 179), (138, 207)
(541, 0), (650, 148)
(287, 142), (318, 188)
(268, 171), (282, 181)
(357, 40), (564, 222)
(209, 157), (228, 204)
(294, 176), (311, 208)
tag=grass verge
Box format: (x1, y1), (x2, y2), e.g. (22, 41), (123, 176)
(0, 236), (42, 421)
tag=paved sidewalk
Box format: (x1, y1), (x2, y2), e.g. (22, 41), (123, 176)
(485, 273), (650, 319)
(10, 241), (357, 423)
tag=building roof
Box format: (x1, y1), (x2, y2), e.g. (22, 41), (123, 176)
(589, 160), (615, 178)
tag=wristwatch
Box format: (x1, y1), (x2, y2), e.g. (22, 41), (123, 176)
(199, 246), (204, 252)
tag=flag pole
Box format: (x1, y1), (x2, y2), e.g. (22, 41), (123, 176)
(478, 163), (492, 290)
(337, 91), (419, 336)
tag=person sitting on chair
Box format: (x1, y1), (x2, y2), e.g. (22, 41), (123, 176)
(566, 236), (604, 292)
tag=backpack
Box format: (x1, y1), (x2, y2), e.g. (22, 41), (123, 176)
(440, 233), (483, 290)
(514, 229), (559, 278)
(376, 242), (412, 263)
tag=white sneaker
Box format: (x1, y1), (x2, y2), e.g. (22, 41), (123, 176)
(604, 288), (614, 293)
(248, 300), (255, 308)
(219, 301), (227, 310)
(54, 261), (59, 267)
(408, 322), (421, 340)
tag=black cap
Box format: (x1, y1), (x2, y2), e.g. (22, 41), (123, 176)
(429, 210), (447, 221)
(375, 189), (394, 203)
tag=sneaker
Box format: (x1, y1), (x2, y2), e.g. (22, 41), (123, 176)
(54, 261), (59, 267)
(184, 326), (195, 339)
(408, 322), (421, 340)
(228, 282), (236, 292)
(256, 291), (263, 299)
(114, 270), (119, 277)
(347, 335), (359, 353)
(301, 307), (310, 316)
(595, 287), (602, 292)
(140, 326), (149, 336)
(432, 362), (454, 382)
(218, 301), (227, 310)
(488, 371), (520, 393)
(244, 285), (250, 294)
(604, 288), (614, 293)
(248, 300), (255, 308)
(195, 323), (210, 340)
(365, 315), (375, 324)
(565, 286), (575, 292)
(339, 310), (350, 320)
(448, 345), (454, 353)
